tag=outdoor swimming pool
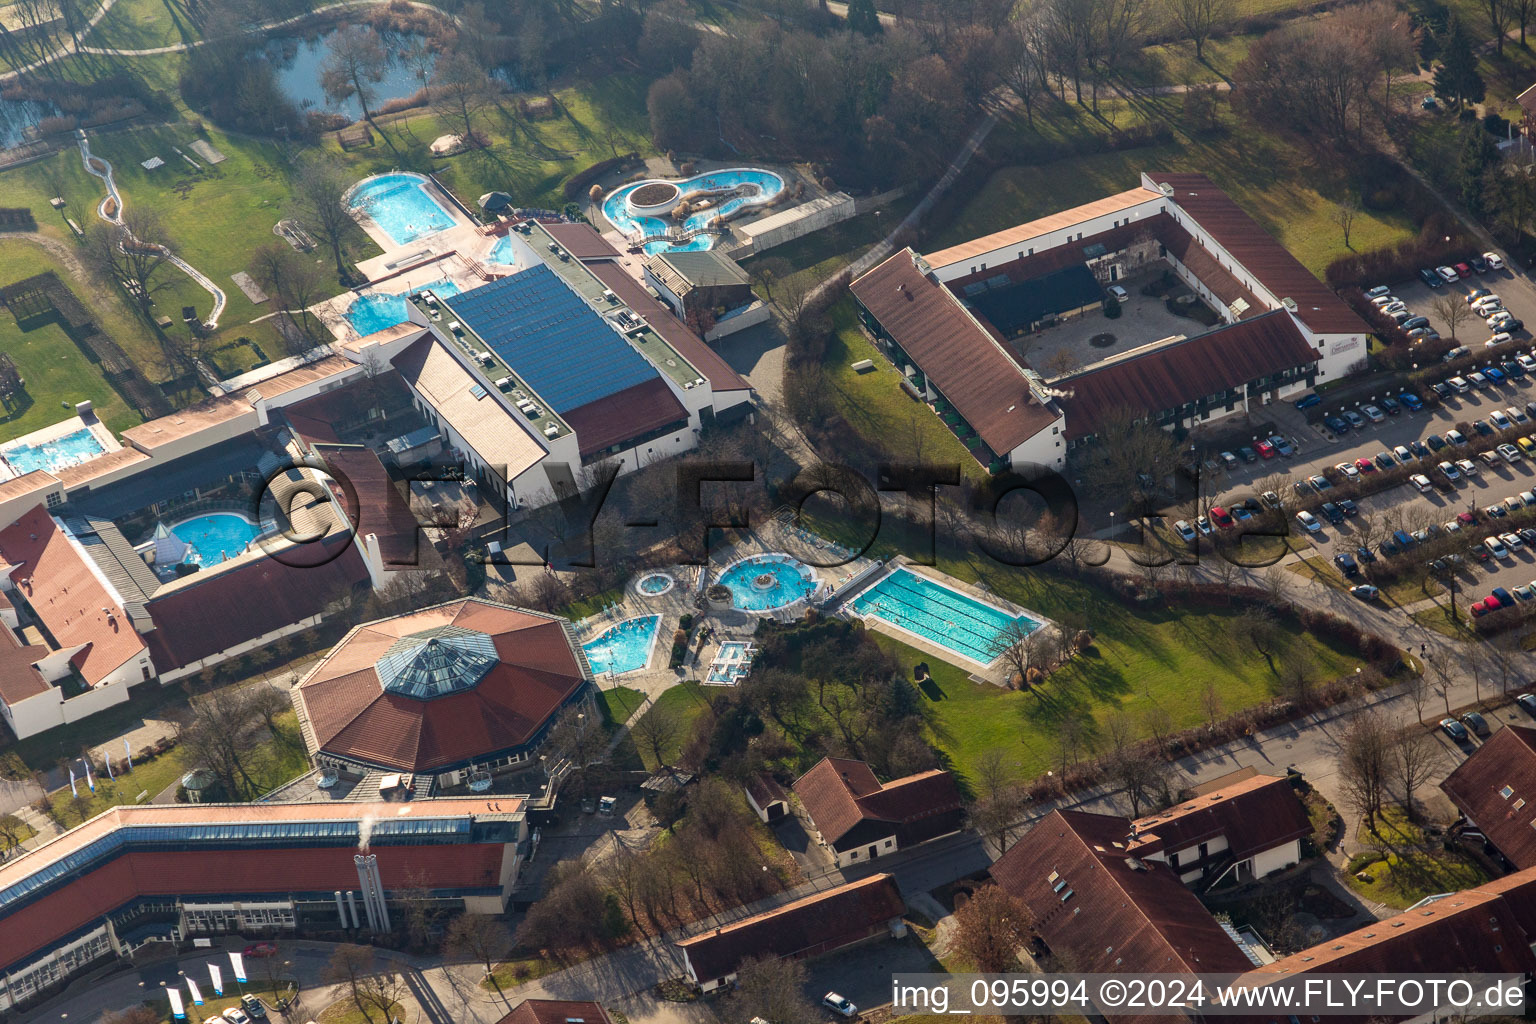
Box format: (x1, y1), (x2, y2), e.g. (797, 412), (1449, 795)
(344, 279), (461, 336)
(487, 235), (521, 266)
(636, 572), (676, 596)
(171, 513), (262, 567)
(715, 553), (818, 612)
(1, 427), (106, 474)
(582, 615), (661, 676)
(602, 168), (785, 254)
(851, 567), (1041, 665)
(705, 640), (755, 685)
(348, 174), (456, 246)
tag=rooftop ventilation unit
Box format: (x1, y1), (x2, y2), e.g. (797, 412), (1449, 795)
(543, 424), (560, 438)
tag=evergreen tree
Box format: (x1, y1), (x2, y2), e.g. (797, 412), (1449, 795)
(1434, 16), (1485, 113)
(1460, 124), (1501, 213)
(847, 0), (882, 35)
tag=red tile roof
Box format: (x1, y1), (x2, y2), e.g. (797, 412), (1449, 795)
(0, 835), (507, 970)
(793, 757), (963, 847)
(991, 810), (1252, 983)
(1146, 171), (1368, 336)
(494, 1001), (612, 1024)
(746, 772), (789, 808)
(584, 259), (752, 392)
(1443, 724), (1536, 869)
(926, 187), (1163, 270)
(543, 222), (622, 261)
(295, 598), (590, 772)
(315, 445), (424, 569)
(143, 534), (369, 671)
(0, 619), (50, 703)
(564, 377), (689, 458)
(0, 505), (146, 686)
(676, 873), (905, 982)
(851, 250), (1059, 455)
(1128, 773), (1312, 861)
(1056, 310), (1320, 440)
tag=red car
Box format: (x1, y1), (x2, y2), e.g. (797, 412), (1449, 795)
(243, 942), (278, 958)
(1210, 506), (1234, 528)
(1458, 510), (1478, 525)
(1470, 595), (1502, 617)
(1455, 261), (1475, 279)
(1354, 457), (1377, 473)
(1256, 439), (1276, 459)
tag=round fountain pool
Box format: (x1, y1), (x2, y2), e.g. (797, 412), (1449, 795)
(715, 554), (818, 612)
(636, 572), (676, 596)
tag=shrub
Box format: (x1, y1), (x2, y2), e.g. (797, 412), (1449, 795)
(1103, 298), (1122, 319)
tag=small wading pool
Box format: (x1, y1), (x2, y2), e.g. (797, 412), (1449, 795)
(851, 567), (1042, 665)
(344, 279), (461, 336)
(582, 615), (661, 675)
(348, 173), (456, 246)
(1, 427), (106, 474)
(715, 554), (818, 612)
(171, 512), (262, 568)
(636, 572), (676, 596)
(705, 640), (755, 685)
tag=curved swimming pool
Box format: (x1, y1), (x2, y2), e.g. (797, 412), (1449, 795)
(344, 279), (461, 336)
(582, 615), (662, 675)
(171, 512), (261, 567)
(348, 173), (457, 246)
(602, 168), (785, 254)
(715, 553), (818, 612)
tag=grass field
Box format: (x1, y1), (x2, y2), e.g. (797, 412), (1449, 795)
(1345, 807), (1491, 909)
(630, 681), (715, 771)
(740, 197), (916, 298)
(822, 300), (989, 481)
(933, 99), (1417, 279)
(81, 0), (198, 52)
(0, 241), (142, 442)
(600, 685), (646, 726)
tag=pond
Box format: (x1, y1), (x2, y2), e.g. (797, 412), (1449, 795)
(260, 29), (435, 120)
(0, 95), (59, 151)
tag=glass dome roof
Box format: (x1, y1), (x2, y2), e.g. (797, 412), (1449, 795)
(375, 625), (499, 699)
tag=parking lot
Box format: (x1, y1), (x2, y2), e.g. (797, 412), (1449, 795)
(1204, 336), (1536, 609)
(1390, 261), (1536, 346)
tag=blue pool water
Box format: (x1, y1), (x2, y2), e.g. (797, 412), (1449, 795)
(348, 174), (456, 246)
(172, 513), (261, 567)
(2, 427), (106, 474)
(716, 554), (818, 612)
(487, 235), (521, 266)
(852, 568), (1040, 665)
(344, 279), (461, 336)
(602, 168), (785, 254)
(583, 615), (661, 675)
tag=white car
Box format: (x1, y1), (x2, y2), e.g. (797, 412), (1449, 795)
(1381, 301), (1408, 316)
(1487, 536), (1511, 559)
(1444, 519), (1463, 533)
(1445, 429), (1468, 446)
(1489, 311), (1515, 329)
(1439, 460), (1461, 481)
(1362, 404), (1385, 423)
(1366, 284), (1391, 299)
(823, 993), (858, 1018)
(222, 1011), (251, 1024)
(1488, 332), (1513, 348)
(1485, 252), (1506, 270)
(1457, 457), (1479, 476)
(1335, 462), (1360, 480)
(1196, 515), (1213, 536)
(1473, 295), (1503, 313)
(1438, 265), (1460, 282)
(1500, 443), (1522, 463)
(1492, 410), (1513, 430)
(1174, 520), (1197, 542)
(1107, 284), (1129, 303)
(1394, 444), (1415, 462)
(1504, 531), (1526, 551)
(1296, 510), (1321, 533)
(1411, 473), (1434, 492)
(1370, 293), (1398, 307)
(1520, 353), (1536, 372)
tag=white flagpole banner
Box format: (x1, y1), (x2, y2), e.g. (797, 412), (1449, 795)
(229, 951), (248, 983)
(83, 758), (94, 792)
(125, 738), (133, 769)
(68, 768), (77, 798)
(209, 963), (224, 996)
(168, 989), (186, 1021)
(187, 979), (204, 1006)
(105, 755), (114, 780)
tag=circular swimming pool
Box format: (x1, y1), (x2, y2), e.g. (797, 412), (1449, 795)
(715, 554), (818, 612)
(636, 572), (676, 596)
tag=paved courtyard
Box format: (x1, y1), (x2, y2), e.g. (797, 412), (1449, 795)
(1014, 270), (1217, 375)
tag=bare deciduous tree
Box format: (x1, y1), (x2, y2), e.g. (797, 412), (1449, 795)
(1164, 0), (1236, 60)
(1337, 713), (1391, 830)
(952, 882), (1036, 973)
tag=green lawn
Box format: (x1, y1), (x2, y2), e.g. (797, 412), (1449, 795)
(822, 299), (988, 482)
(82, 0), (198, 52)
(601, 685), (646, 726)
(482, 951), (565, 991)
(630, 681), (714, 771)
(741, 197), (915, 298)
(43, 711), (311, 829)
(0, 243), (142, 442)
(932, 99), (1416, 278)
(1345, 807), (1491, 909)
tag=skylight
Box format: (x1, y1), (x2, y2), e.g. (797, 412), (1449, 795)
(375, 625), (499, 699)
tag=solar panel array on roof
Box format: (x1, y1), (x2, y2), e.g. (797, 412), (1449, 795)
(445, 265), (662, 414)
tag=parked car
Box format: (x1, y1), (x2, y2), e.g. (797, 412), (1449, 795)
(1296, 510), (1321, 533)
(243, 943), (278, 958)
(1342, 409), (1366, 429)
(1455, 261), (1475, 278)
(1295, 392), (1322, 410)
(1487, 366), (1509, 384)
(1334, 552), (1360, 577)
(1441, 718), (1470, 740)
(1255, 439), (1276, 459)
(823, 994), (858, 1018)
(1174, 520), (1198, 543)
(1401, 392), (1424, 411)
(1411, 473), (1434, 492)
(1361, 404), (1385, 423)
(1350, 583), (1380, 600)
(1518, 693), (1536, 715)
(222, 1010), (250, 1024)
(1472, 254), (1490, 273)
(1219, 451), (1240, 470)
(1271, 434), (1295, 455)
(1439, 461), (1461, 481)
(1446, 429), (1468, 446)
(1356, 545), (1377, 563)
(1211, 506), (1233, 528)
(1437, 265), (1460, 282)
(1366, 284), (1392, 299)
(1338, 498), (1359, 517)
(1410, 440), (1431, 458)
(1196, 516), (1213, 536)
(1261, 490), (1282, 509)
(1375, 450), (1396, 469)
(1485, 252), (1506, 270)
(1239, 445), (1258, 463)
(1489, 332), (1513, 348)
(1106, 284), (1129, 302)
(241, 997), (268, 1021)
(1449, 376), (1471, 393)
(1403, 315), (1431, 331)
(1487, 536), (1512, 559)
(1324, 415), (1349, 434)
(1469, 371), (1491, 388)
(1467, 286), (1494, 304)
(1457, 457), (1479, 476)
(1381, 396), (1401, 415)
(1420, 267), (1443, 287)
(1335, 462), (1361, 481)
(1321, 502), (1345, 524)
(1462, 711), (1492, 737)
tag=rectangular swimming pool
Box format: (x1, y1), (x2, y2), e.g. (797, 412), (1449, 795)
(851, 567), (1040, 665)
(349, 174), (456, 246)
(1, 427), (106, 474)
